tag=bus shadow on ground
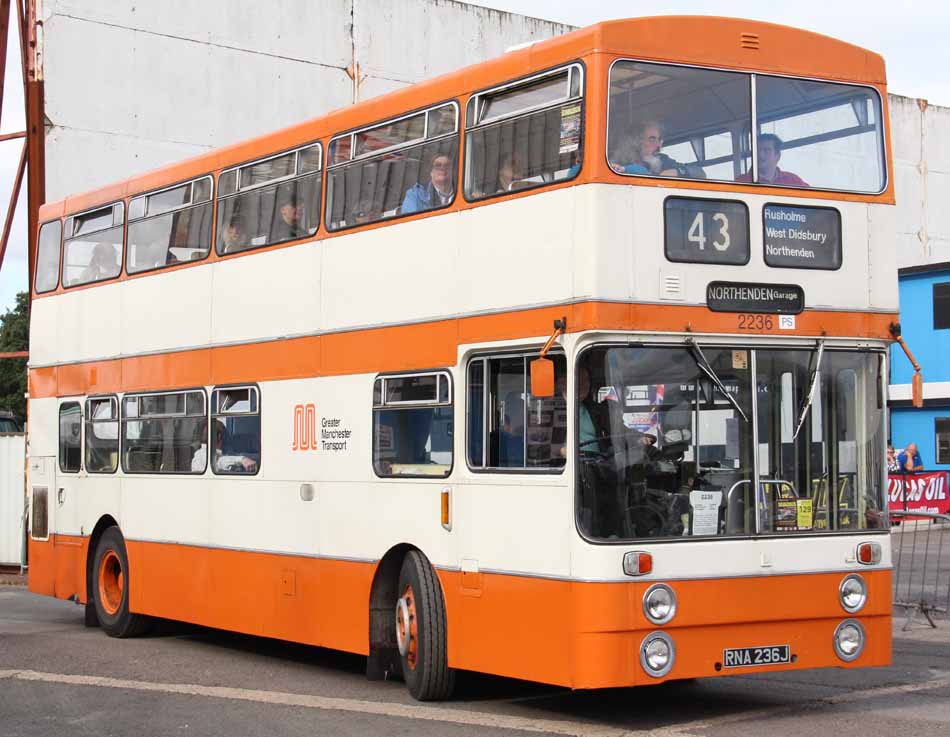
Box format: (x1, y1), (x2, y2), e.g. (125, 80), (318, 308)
(143, 615), (792, 730)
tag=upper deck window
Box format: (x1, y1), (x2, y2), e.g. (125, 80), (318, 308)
(215, 142), (322, 255)
(35, 220), (62, 293)
(127, 176), (213, 274)
(62, 203), (124, 288)
(755, 76), (885, 193)
(326, 103), (459, 230)
(607, 61), (751, 183)
(607, 61), (885, 194)
(464, 65), (583, 202)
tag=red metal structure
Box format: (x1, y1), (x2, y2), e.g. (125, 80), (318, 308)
(0, 0), (44, 310)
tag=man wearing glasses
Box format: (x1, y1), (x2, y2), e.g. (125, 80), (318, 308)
(401, 153), (456, 214)
(610, 121), (700, 178)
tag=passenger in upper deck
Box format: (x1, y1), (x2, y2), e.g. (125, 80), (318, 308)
(497, 152), (527, 192)
(273, 188), (305, 242)
(401, 153), (455, 214)
(737, 134), (809, 187)
(79, 242), (119, 284)
(609, 121), (705, 179)
(220, 215), (248, 254)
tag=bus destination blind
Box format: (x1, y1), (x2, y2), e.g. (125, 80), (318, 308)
(763, 204), (841, 269)
(664, 197), (749, 265)
(706, 281), (804, 314)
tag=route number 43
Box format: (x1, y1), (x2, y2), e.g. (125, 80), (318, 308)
(688, 211), (731, 251)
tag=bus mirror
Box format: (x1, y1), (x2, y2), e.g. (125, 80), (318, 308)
(530, 358), (555, 397)
(912, 372), (923, 408)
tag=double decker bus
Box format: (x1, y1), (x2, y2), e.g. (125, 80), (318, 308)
(26, 17), (895, 700)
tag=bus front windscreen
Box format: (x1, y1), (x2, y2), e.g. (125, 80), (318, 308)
(576, 345), (886, 542)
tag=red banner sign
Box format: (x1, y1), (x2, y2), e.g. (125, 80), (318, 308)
(888, 472), (950, 515)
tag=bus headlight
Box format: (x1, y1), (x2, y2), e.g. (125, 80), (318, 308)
(833, 619), (865, 662)
(839, 574), (867, 613)
(640, 631), (675, 677)
(642, 583), (677, 625)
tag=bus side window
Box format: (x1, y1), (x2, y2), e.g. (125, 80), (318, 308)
(35, 220), (62, 293)
(210, 386), (261, 475)
(373, 372), (452, 478)
(467, 353), (566, 471)
(59, 402), (82, 473)
(127, 178), (213, 274)
(84, 396), (118, 473)
(326, 103), (459, 230)
(216, 143), (322, 256)
(122, 391), (207, 475)
(465, 65), (583, 202)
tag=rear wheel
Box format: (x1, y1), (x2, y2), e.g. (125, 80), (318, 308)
(92, 527), (150, 637)
(395, 551), (455, 700)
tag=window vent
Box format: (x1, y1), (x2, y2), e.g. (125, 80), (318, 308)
(660, 271), (685, 301)
(740, 33), (760, 50)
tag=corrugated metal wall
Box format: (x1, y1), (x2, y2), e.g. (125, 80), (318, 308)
(0, 435), (26, 567)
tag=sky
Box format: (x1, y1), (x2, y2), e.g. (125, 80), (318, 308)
(0, 7), (27, 320)
(0, 1), (947, 315)
(471, 0), (950, 104)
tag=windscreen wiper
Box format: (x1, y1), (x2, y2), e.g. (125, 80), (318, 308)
(793, 340), (825, 440)
(687, 339), (748, 423)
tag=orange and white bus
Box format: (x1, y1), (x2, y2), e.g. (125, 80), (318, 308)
(26, 16), (895, 700)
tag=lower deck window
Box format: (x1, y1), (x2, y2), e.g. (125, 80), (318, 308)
(122, 390), (206, 474)
(59, 402), (81, 473)
(85, 396), (118, 473)
(467, 353), (567, 470)
(210, 386), (261, 474)
(373, 372), (453, 477)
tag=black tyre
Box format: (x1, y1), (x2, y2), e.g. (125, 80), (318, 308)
(92, 526), (151, 638)
(395, 550), (455, 700)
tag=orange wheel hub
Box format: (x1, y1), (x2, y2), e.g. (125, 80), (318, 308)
(396, 585), (418, 670)
(98, 549), (124, 616)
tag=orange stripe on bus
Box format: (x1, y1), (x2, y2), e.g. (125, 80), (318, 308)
(28, 301), (898, 399)
(30, 535), (891, 688)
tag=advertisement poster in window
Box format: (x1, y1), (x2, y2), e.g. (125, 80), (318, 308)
(559, 104), (581, 154)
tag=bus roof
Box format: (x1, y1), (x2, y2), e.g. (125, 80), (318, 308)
(40, 15), (886, 221)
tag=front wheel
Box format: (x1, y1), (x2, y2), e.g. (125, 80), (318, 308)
(395, 551), (455, 700)
(92, 527), (151, 638)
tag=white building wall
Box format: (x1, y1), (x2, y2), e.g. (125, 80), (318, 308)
(889, 94), (950, 268)
(0, 434), (25, 566)
(41, 0), (574, 201)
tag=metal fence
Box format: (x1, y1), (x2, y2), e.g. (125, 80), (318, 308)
(891, 510), (950, 629)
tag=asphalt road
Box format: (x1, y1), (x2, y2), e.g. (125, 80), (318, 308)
(2, 585), (950, 737)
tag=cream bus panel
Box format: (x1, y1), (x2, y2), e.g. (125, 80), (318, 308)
(868, 203), (898, 309)
(262, 374), (372, 483)
(455, 190), (576, 316)
(591, 184), (894, 311)
(29, 184), (896, 370)
(28, 298), (58, 367)
(26, 399), (58, 460)
(121, 266), (213, 356)
(212, 243), (322, 344)
(322, 215), (459, 330)
(55, 282), (122, 363)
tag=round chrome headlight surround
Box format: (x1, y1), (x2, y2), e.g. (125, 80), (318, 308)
(640, 631), (675, 678)
(839, 574), (867, 613)
(642, 583), (677, 625)
(833, 619), (866, 662)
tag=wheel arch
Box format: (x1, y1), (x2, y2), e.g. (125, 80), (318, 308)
(367, 543), (421, 680)
(83, 514), (119, 625)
